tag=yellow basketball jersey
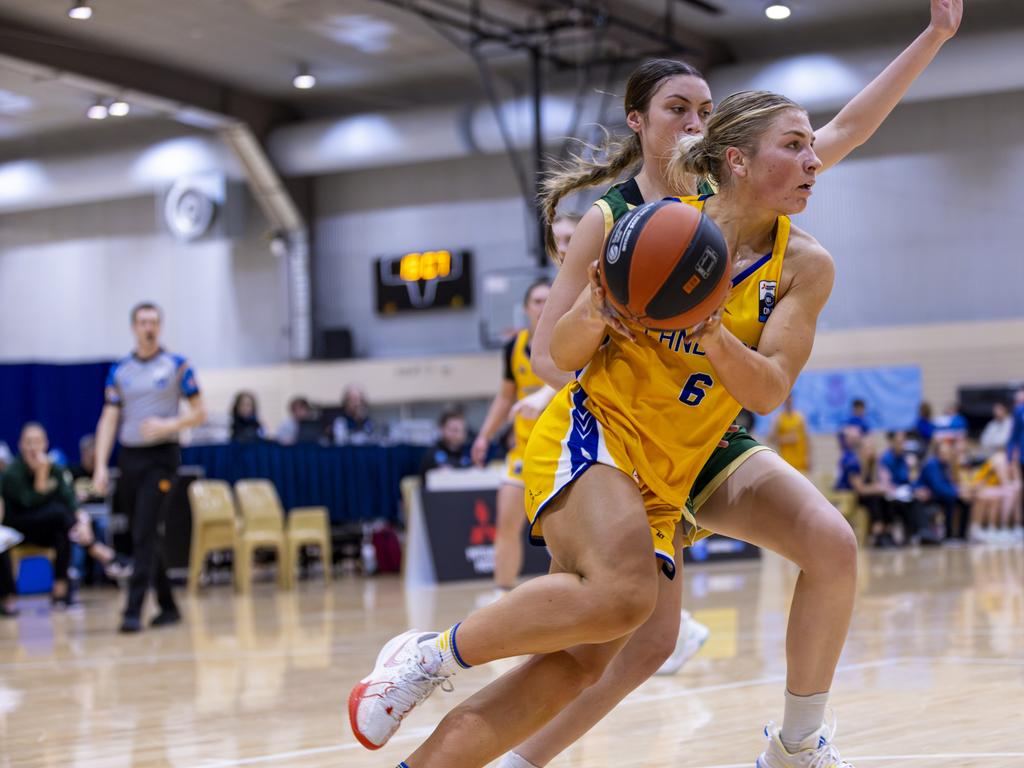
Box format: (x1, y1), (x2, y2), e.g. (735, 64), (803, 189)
(509, 328), (545, 449)
(775, 410), (809, 471)
(971, 458), (1000, 487)
(578, 193), (790, 508)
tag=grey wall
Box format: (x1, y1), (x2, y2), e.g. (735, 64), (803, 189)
(0, 193), (290, 367)
(799, 91), (1024, 330)
(315, 90), (1024, 358)
(314, 152), (538, 358)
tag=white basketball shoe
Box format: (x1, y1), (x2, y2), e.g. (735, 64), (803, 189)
(757, 716), (854, 768)
(348, 629), (454, 750)
(655, 610), (710, 676)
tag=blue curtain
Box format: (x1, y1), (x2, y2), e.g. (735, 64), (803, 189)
(181, 442), (426, 524)
(0, 362), (111, 463)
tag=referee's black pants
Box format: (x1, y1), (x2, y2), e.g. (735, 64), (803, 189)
(117, 444), (179, 619)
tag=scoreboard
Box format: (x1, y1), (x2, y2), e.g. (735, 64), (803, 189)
(374, 249), (473, 314)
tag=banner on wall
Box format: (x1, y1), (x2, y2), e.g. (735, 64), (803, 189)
(754, 365), (922, 435)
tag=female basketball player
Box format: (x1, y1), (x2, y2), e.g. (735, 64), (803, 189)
(493, 4), (962, 768)
(350, 4), (961, 766)
(352, 88), (832, 767)
(471, 277), (551, 593)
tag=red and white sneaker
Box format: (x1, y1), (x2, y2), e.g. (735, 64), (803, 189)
(348, 629), (454, 750)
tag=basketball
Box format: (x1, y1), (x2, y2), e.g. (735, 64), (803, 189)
(600, 199), (731, 331)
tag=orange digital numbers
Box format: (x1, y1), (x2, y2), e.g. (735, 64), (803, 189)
(399, 250), (452, 282)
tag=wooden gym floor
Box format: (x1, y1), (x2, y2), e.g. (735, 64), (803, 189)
(1, 543), (1021, 767)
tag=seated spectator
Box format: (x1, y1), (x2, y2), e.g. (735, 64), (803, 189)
(911, 401), (935, 454)
(419, 408), (473, 478)
(69, 434), (124, 582)
(333, 385), (378, 444)
(967, 452), (1022, 543)
(932, 402), (968, 444)
(71, 434), (101, 497)
(277, 396), (319, 444)
(770, 395), (810, 473)
(915, 439), (971, 542)
(979, 401), (1013, 456)
(230, 391), (264, 443)
(1, 423), (129, 607)
(836, 430), (892, 547)
(879, 431), (927, 544)
(838, 398), (870, 450)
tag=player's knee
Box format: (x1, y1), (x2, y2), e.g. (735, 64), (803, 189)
(598, 573), (659, 635)
(806, 508), (858, 581)
(557, 646), (619, 694)
(635, 615), (681, 675)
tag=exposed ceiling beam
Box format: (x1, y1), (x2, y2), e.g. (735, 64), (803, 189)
(0, 14), (297, 137)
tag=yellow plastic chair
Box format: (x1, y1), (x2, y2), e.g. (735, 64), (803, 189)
(234, 479), (289, 591)
(285, 507), (333, 588)
(186, 479), (239, 591)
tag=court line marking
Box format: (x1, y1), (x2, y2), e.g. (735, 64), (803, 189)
(689, 754), (1024, 768)
(0, 644), (348, 671)
(189, 659), (905, 766)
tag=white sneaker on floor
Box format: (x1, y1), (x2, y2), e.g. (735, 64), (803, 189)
(757, 716), (853, 768)
(655, 610), (710, 676)
(348, 629), (453, 750)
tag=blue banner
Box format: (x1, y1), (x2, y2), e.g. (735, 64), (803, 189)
(754, 365), (922, 436)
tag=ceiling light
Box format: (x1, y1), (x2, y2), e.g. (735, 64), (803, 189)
(293, 65), (316, 90)
(108, 99), (130, 117)
(86, 101), (108, 120)
(765, 3), (791, 20)
(68, 1), (93, 20)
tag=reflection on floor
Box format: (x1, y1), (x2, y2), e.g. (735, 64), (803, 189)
(1, 544), (1021, 767)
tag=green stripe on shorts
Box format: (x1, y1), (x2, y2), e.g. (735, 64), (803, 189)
(689, 426), (765, 510)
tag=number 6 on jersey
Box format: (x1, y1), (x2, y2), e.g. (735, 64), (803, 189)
(679, 373), (714, 407)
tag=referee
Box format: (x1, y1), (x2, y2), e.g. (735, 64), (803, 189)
(93, 302), (207, 633)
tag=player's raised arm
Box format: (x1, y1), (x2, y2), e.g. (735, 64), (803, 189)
(814, 0), (962, 171)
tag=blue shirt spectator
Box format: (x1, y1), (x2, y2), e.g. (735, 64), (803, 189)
(880, 448), (911, 486)
(835, 449), (861, 491)
(915, 456), (958, 502)
(838, 399), (869, 450)
(914, 418), (934, 443)
(932, 406), (967, 442)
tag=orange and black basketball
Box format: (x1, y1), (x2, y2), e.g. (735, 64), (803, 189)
(600, 199), (731, 331)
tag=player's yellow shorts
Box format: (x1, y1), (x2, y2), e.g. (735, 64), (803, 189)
(523, 383), (696, 579)
(503, 444), (526, 487)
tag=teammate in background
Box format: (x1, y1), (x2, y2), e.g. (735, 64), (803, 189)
(968, 452), (1022, 543)
(549, 213), (580, 262)
(771, 395), (811, 474)
(471, 279), (552, 594)
(93, 302), (207, 634)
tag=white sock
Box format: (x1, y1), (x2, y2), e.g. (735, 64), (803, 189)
(418, 623), (471, 677)
(496, 752), (542, 768)
(780, 690), (829, 753)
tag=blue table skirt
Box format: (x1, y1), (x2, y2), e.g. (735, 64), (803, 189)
(181, 443), (426, 524)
